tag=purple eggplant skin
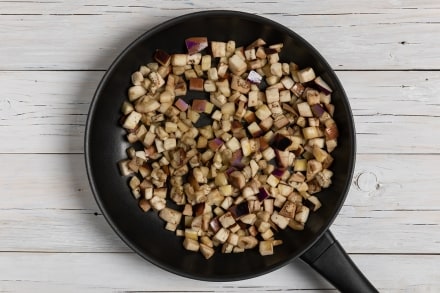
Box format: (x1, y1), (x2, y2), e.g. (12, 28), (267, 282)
(229, 202), (250, 218)
(231, 150), (245, 169)
(247, 70), (263, 84)
(271, 133), (292, 151)
(313, 76), (333, 95)
(209, 216), (221, 233)
(257, 187), (270, 201)
(185, 37), (208, 55)
(154, 49), (171, 66)
(311, 104), (325, 118)
(272, 168), (285, 179)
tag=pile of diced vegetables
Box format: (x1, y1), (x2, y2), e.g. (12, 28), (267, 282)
(118, 37), (338, 259)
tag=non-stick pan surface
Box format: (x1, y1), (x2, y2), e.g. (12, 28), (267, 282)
(85, 10), (366, 286)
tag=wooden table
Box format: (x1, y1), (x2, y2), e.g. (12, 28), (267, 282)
(1, 1), (439, 292)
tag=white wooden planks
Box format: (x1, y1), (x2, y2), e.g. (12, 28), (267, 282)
(1, 0), (439, 291)
(0, 252), (438, 292)
(0, 1), (440, 70)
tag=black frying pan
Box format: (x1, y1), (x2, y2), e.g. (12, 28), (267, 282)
(85, 10), (377, 292)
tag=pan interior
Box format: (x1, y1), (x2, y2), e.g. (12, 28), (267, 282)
(85, 10), (355, 281)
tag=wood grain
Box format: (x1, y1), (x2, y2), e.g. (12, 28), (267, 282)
(0, 252), (438, 292)
(0, 70), (438, 154)
(1, 1), (439, 291)
(0, 1), (439, 70)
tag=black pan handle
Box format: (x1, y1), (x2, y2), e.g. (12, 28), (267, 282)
(300, 230), (378, 293)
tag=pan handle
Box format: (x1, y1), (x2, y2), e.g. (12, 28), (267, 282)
(300, 230), (378, 293)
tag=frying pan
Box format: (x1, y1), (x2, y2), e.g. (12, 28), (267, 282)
(85, 10), (377, 292)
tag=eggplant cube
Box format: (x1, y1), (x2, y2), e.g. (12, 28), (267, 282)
(122, 111), (142, 130)
(295, 205), (310, 224)
(255, 104), (272, 121)
(226, 137), (241, 152)
(200, 243), (215, 259)
(247, 122), (263, 138)
(231, 75), (251, 94)
(297, 102), (313, 117)
(306, 89), (320, 105)
(297, 67), (316, 83)
(219, 212), (236, 228)
(211, 41), (227, 58)
(262, 147), (276, 161)
(183, 238), (200, 252)
(266, 174), (280, 187)
(265, 87), (280, 103)
(229, 54), (248, 76)
(259, 240), (274, 256)
(279, 201), (296, 218)
(271, 212), (290, 229)
(237, 236), (258, 249)
(128, 86), (147, 102)
(213, 227), (230, 243)
(248, 91), (259, 108)
(159, 207), (182, 225)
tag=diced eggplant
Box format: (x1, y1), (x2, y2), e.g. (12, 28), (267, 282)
(277, 183), (293, 196)
(306, 195), (322, 212)
(279, 201), (296, 218)
(186, 37), (209, 55)
(183, 238), (200, 252)
(122, 111), (142, 130)
(138, 198), (151, 212)
(271, 133), (292, 151)
(229, 54), (247, 76)
(291, 82), (305, 98)
(154, 49), (171, 66)
(211, 41), (227, 58)
(306, 89), (321, 105)
(189, 78), (204, 91)
(295, 205), (310, 224)
(302, 126), (321, 140)
(247, 70), (263, 84)
(306, 159), (323, 181)
(259, 240), (274, 256)
(209, 216), (222, 233)
(288, 219), (304, 231)
(247, 122), (263, 138)
(262, 147), (276, 161)
(255, 104), (272, 120)
(297, 67), (316, 83)
(229, 202), (250, 218)
(247, 38), (267, 49)
(271, 212), (289, 229)
(200, 243), (215, 259)
(213, 227), (230, 243)
(257, 187), (270, 201)
(297, 102), (313, 117)
(219, 211), (236, 228)
(314, 76), (333, 94)
(128, 86), (147, 102)
(237, 236), (258, 249)
(266, 174), (280, 187)
(229, 171), (246, 189)
(119, 37), (343, 259)
(311, 104), (325, 118)
(325, 123), (339, 140)
(231, 75), (251, 94)
(159, 207), (182, 225)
